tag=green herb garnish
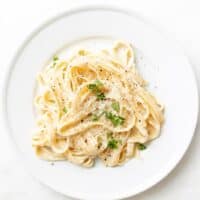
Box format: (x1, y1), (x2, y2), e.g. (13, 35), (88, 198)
(111, 102), (120, 112)
(107, 139), (118, 149)
(53, 55), (59, 61)
(92, 114), (99, 121)
(105, 111), (125, 127)
(88, 84), (96, 90)
(88, 80), (106, 100)
(96, 92), (105, 100)
(107, 138), (122, 149)
(88, 80), (103, 90)
(137, 143), (147, 150)
(94, 79), (103, 87)
(50, 55), (59, 68)
(63, 107), (67, 113)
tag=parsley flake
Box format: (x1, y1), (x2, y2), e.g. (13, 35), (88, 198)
(92, 114), (99, 121)
(137, 143), (147, 150)
(94, 79), (103, 87)
(53, 55), (59, 61)
(63, 107), (67, 113)
(87, 80), (106, 100)
(96, 92), (105, 100)
(107, 139), (118, 149)
(105, 111), (125, 127)
(111, 102), (120, 112)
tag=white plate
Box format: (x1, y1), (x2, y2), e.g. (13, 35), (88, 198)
(2, 6), (199, 200)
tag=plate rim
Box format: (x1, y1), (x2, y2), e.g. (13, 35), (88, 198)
(2, 5), (199, 200)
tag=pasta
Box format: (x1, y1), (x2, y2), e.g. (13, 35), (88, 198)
(32, 41), (164, 167)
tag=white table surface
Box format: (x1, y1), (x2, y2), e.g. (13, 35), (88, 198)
(0, 0), (200, 199)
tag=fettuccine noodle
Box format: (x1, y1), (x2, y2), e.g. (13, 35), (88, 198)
(32, 41), (164, 167)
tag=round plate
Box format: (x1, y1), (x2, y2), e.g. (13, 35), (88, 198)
(2, 6), (199, 200)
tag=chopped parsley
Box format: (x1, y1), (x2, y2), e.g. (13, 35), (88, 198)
(87, 80), (106, 100)
(111, 102), (120, 112)
(88, 84), (96, 90)
(92, 114), (99, 121)
(53, 55), (59, 61)
(63, 107), (67, 113)
(107, 139), (118, 149)
(107, 138), (122, 149)
(137, 143), (147, 150)
(96, 92), (105, 100)
(50, 55), (59, 68)
(105, 111), (125, 127)
(94, 79), (103, 87)
(88, 80), (103, 90)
